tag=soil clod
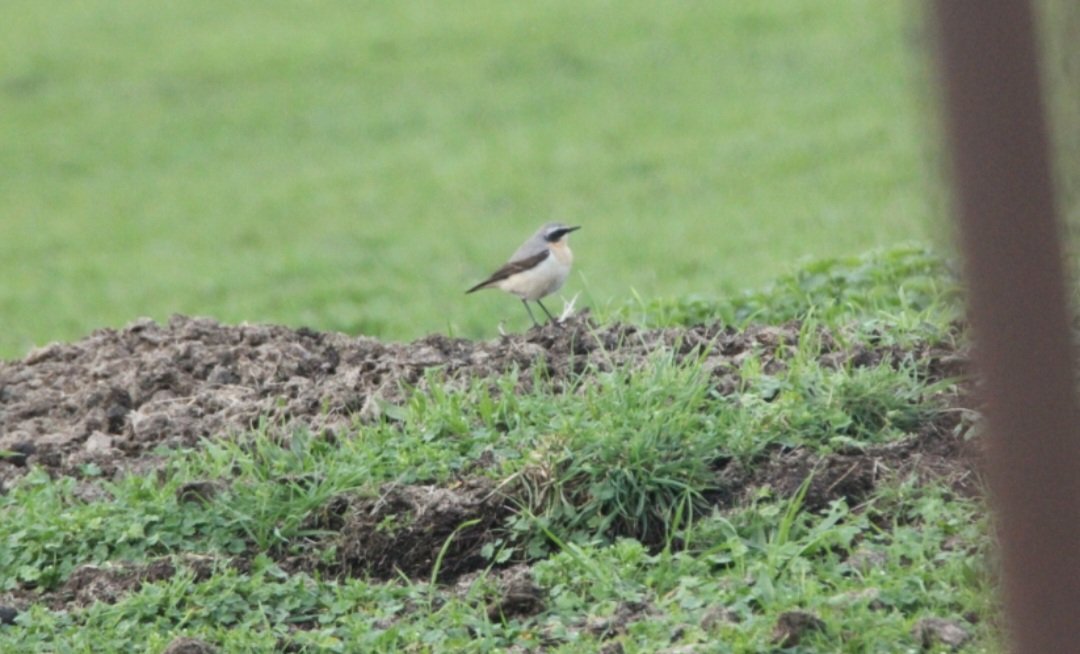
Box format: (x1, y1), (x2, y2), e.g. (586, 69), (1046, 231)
(176, 480), (224, 504)
(912, 617), (972, 650)
(1, 442), (35, 468)
(484, 565), (545, 620)
(163, 637), (218, 654)
(771, 610), (826, 647)
(312, 479), (508, 581)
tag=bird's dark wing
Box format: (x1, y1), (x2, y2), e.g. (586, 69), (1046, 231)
(466, 250), (549, 293)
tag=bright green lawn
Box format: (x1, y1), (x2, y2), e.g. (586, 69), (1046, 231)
(0, 0), (938, 358)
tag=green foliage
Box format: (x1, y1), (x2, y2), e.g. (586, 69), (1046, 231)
(621, 246), (959, 329)
(729, 352), (944, 452)
(531, 484), (993, 652)
(0, 470), (246, 591)
(506, 353), (723, 548)
(3, 484), (993, 653)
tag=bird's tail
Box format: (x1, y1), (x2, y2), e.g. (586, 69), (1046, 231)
(465, 279), (493, 294)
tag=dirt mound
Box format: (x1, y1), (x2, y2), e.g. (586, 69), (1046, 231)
(0, 312), (956, 487)
(0, 314), (977, 621)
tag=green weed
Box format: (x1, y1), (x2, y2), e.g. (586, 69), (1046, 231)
(619, 246), (960, 329)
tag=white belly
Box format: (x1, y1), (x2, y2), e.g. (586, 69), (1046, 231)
(496, 254), (570, 301)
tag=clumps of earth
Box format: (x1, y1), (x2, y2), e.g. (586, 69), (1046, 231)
(0, 313), (978, 631)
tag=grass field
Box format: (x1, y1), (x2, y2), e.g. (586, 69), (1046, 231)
(0, 0), (939, 359)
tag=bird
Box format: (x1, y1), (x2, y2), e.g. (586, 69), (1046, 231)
(466, 222), (581, 327)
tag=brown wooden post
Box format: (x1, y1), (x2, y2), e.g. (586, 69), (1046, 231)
(931, 1), (1080, 651)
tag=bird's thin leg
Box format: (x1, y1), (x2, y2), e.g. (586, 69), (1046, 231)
(536, 299), (557, 324)
(521, 300), (541, 327)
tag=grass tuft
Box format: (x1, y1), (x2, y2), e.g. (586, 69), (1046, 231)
(617, 246), (959, 329)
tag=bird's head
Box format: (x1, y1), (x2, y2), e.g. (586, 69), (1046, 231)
(541, 223), (581, 243)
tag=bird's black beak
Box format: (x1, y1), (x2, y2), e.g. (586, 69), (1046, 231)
(565, 226), (581, 234)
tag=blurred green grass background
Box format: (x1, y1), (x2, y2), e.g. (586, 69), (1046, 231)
(0, 0), (940, 359)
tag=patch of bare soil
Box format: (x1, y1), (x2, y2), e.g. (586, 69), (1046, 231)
(771, 610), (827, 648)
(449, 563), (546, 621)
(296, 478), (508, 582)
(162, 637), (218, 654)
(0, 555), (216, 615)
(536, 599), (659, 650)
(713, 402), (977, 513)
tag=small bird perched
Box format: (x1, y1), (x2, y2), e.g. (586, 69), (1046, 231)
(467, 222), (581, 327)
